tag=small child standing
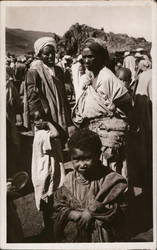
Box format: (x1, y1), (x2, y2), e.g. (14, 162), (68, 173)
(52, 129), (128, 242)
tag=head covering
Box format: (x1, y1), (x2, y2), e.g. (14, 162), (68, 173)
(62, 55), (72, 63)
(124, 51), (130, 57)
(64, 55), (72, 60)
(17, 56), (26, 63)
(135, 52), (143, 58)
(136, 48), (144, 52)
(138, 59), (150, 69)
(34, 37), (56, 56)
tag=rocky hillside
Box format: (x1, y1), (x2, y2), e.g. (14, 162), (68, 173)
(59, 23), (151, 56)
(6, 23), (151, 56)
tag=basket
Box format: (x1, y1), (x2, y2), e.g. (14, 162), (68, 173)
(11, 171), (29, 192)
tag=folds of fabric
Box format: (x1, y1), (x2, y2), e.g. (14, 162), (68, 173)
(53, 168), (127, 242)
(34, 37), (56, 56)
(72, 85), (114, 126)
(123, 55), (136, 80)
(72, 86), (128, 153)
(72, 68), (130, 164)
(72, 67), (128, 127)
(24, 61), (68, 132)
(31, 129), (65, 210)
(34, 61), (67, 131)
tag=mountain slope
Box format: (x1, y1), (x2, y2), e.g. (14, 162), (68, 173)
(59, 23), (151, 55)
(6, 28), (60, 55)
(6, 24), (151, 56)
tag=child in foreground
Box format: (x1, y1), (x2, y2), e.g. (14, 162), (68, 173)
(52, 129), (128, 242)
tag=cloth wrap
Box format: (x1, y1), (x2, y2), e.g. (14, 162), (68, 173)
(31, 129), (65, 210)
(34, 37), (56, 56)
(72, 82), (129, 160)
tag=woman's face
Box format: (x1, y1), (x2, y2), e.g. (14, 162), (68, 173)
(82, 47), (97, 72)
(40, 45), (55, 67)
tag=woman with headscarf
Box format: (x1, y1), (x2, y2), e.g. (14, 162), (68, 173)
(24, 36), (74, 141)
(72, 38), (131, 177)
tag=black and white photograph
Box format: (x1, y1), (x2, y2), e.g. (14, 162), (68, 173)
(0, 0), (156, 249)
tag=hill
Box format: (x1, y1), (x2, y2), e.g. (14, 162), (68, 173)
(6, 23), (151, 56)
(59, 23), (151, 55)
(6, 28), (60, 55)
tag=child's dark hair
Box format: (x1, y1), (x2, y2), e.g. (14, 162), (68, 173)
(68, 128), (102, 155)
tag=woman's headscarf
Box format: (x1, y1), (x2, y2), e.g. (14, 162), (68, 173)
(82, 37), (109, 67)
(34, 37), (56, 56)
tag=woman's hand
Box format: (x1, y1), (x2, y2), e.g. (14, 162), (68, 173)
(68, 125), (76, 138)
(68, 210), (82, 222)
(77, 209), (93, 230)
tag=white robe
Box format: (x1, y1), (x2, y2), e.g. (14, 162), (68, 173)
(31, 129), (65, 210)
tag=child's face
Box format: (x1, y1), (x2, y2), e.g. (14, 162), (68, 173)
(71, 148), (99, 177)
(117, 70), (131, 89)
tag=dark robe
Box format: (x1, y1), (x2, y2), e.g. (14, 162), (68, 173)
(52, 165), (128, 242)
(24, 61), (72, 139)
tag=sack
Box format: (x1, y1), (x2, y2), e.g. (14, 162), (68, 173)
(90, 117), (129, 132)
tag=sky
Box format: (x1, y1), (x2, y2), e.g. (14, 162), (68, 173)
(5, 3), (152, 41)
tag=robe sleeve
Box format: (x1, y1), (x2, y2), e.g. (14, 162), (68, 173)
(97, 70), (132, 116)
(52, 186), (74, 240)
(97, 71), (128, 102)
(55, 66), (73, 127)
(25, 69), (49, 116)
(87, 172), (128, 225)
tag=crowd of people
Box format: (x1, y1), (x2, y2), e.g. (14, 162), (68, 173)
(6, 36), (152, 243)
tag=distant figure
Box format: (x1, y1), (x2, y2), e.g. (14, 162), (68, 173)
(6, 57), (16, 82)
(135, 48), (151, 75)
(114, 61), (123, 76)
(58, 55), (74, 101)
(136, 59), (151, 76)
(135, 48), (151, 63)
(71, 54), (85, 101)
(123, 51), (136, 81)
(15, 56), (27, 93)
(128, 69), (152, 214)
(10, 57), (16, 71)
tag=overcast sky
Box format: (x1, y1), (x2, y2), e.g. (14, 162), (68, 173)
(6, 3), (152, 41)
